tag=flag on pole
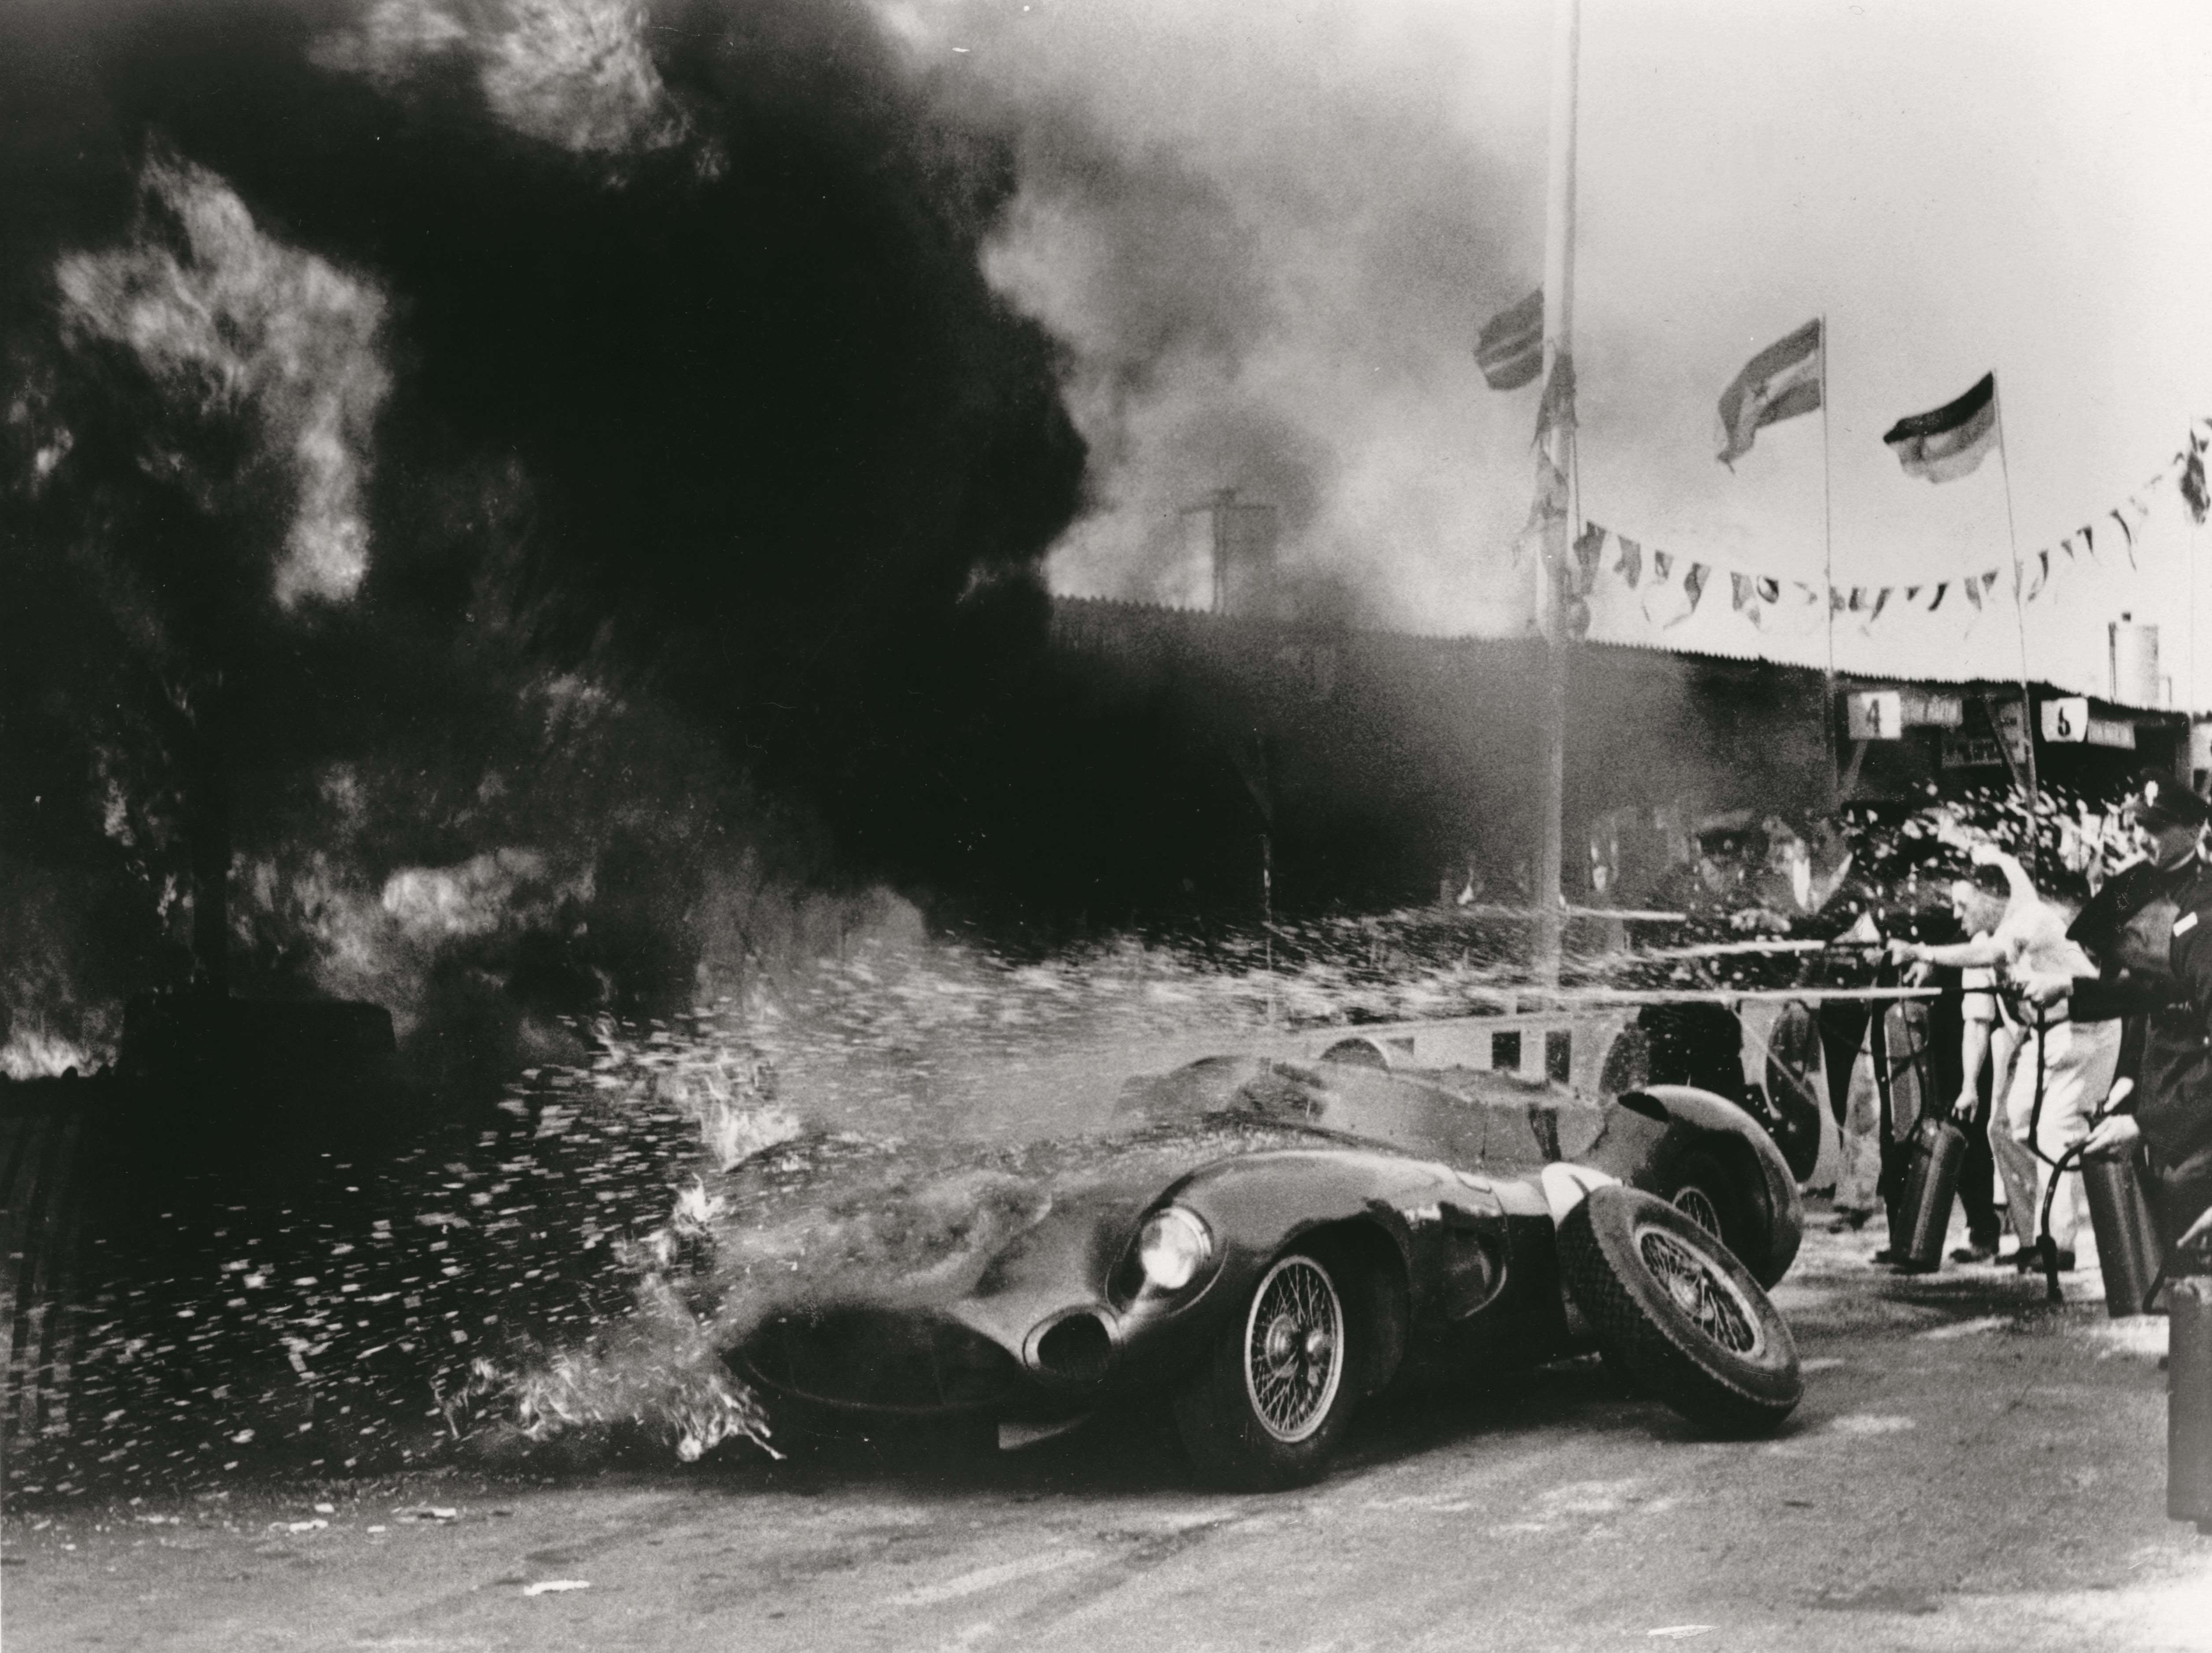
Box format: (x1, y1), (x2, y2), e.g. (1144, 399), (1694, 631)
(1883, 373), (1998, 482)
(1714, 319), (1822, 468)
(1475, 289), (1544, 390)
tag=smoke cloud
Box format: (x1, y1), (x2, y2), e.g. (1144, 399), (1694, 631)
(55, 154), (389, 608)
(886, 0), (1550, 631)
(0, 0), (1086, 1060)
(312, 0), (697, 161)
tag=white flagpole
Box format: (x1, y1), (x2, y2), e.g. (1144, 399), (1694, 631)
(1820, 313), (1838, 803)
(1993, 391), (2044, 827)
(1530, 0), (1580, 985)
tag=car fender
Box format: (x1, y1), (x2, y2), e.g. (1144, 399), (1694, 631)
(1146, 1148), (1517, 1379)
(1600, 1085), (1804, 1286)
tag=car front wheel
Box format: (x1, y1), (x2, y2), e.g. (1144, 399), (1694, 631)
(1173, 1247), (1359, 1490)
(1559, 1186), (1802, 1436)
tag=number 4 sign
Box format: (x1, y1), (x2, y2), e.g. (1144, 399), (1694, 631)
(1846, 691), (1903, 740)
(2041, 696), (2090, 743)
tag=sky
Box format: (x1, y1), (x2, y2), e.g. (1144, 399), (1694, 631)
(883, 0), (2212, 706)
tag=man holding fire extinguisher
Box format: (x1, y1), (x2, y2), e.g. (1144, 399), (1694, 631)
(2061, 775), (2212, 1259)
(2029, 772), (2212, 1532)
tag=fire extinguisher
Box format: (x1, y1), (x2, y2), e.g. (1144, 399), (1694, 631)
(2172, 1265), (2212, 1532)
(2075, 1078), (2166, 1320)
(1895, 1110), (1969, 1273)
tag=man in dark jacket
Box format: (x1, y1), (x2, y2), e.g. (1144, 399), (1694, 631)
(2064, 774), (2212, 1258)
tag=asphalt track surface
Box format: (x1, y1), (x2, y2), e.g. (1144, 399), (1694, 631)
(4, 1211), (2208, 1653)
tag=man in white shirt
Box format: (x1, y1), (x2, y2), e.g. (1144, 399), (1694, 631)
(1891, 845), (2114, 1268)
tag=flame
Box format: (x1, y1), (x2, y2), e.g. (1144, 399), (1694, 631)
(0, 1025), (92, 1081)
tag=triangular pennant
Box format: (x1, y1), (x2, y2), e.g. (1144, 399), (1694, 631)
(1571, 521), (1605, 593)
(2186, 445), (2211, 525)
(1674, 563), (1710, 625)
(1904, 586), (1922, 603)
(2059, 534), (2076, 562)
(1615, 534), (1643, 588)
(1729, 572), (1762, 628)
(2111, 507), (2136, 568)
(1927, 583), (1949, 611)
(1830, 586), (1846, 614)
(1640, 552), (1693, 628)
(1965, 575), (1983, 610)
(2081, 523), (2096, 559)
(1757, 577), (1780, 604)
(1868, 588), (1892, 623)
(2024, 549), (2050, 599)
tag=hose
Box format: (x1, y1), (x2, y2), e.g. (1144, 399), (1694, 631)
(1996, 983), (2072, 1302)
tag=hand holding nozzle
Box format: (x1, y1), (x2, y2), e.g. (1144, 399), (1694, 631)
(2008, 965), (2075, 1010)
(2080, 1080), (2142, 1159)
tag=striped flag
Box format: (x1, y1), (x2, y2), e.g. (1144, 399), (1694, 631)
(1883, 373), (1999, 483)
(1474, 289), (1544, 390)
(1715, 320), (1822, 467)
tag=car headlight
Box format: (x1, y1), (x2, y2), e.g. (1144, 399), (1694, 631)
(1137, 1206), (1213, 1291)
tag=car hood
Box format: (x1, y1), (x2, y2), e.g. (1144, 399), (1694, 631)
(698, 1113), (1348, 1343)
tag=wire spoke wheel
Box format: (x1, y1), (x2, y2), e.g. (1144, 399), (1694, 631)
(1636, 1225), (1760, 1357)
(1558, 1186), (1800, 1437)
(1241, 1254), (1345, 1443)
(1671, 1184), (1723, 1239)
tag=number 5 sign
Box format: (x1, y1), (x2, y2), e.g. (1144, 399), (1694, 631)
(2041, 696), (2090, 743)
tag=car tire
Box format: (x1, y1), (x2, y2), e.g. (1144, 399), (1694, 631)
(1558, 1186), (1801, 1437)
(1173, 1245), (1361, 1490)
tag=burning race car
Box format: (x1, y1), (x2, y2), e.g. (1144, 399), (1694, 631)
(719, 1017), (1804, 1490)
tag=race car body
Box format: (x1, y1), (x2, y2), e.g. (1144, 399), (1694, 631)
(726, 1038), (1804, 1488)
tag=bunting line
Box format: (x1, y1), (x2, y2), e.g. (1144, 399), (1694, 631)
(1572, 421), (2206, 637)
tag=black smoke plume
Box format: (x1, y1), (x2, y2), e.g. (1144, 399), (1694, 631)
(0, 0), (1088, 1062)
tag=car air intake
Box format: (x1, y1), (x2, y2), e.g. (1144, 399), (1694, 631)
(1034, 1313), (1112, 1384)
(739, 1311), (1021, 1413)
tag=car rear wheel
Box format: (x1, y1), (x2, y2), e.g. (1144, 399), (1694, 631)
(1173, 1247), (1359, 1490)
(1558, 1186), (1801, 1436)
